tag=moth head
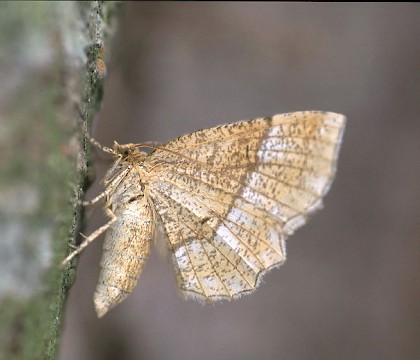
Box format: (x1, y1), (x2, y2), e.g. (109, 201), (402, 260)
(113, 141), (148, 162)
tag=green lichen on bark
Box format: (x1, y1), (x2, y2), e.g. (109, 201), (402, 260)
(0, 2), (120, 359)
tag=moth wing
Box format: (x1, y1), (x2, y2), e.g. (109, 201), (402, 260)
(145, 111), (345, 301)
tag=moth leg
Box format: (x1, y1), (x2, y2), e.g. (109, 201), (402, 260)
(75, 103), (116, 155)
(80, 190), (108, 207)
(79, 169), (129, 207)
(61, 208), (117, 268)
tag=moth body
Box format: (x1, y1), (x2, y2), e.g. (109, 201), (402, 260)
(94, 147), (154, 317)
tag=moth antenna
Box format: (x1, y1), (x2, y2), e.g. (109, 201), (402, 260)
(87, 134), (117, 155)
(142, 141), (163, 147)
(133, 142), (211, 168)
(132, 143), (163, 150)
(133, 143), (181, 155)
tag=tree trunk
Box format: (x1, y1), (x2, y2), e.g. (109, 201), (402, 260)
(0, 2), (120, 359)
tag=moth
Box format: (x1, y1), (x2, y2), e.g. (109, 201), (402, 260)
(62, 111), (346, 317)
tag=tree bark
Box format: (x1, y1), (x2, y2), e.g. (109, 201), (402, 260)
(0, 2), (120, 359)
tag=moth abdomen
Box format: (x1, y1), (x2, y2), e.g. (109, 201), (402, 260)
(94, 199), (153, 317)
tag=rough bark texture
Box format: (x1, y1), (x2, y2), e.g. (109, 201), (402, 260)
(0, 2), (120, 359)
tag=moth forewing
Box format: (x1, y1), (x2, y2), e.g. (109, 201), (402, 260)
(145, 111), (346, 302)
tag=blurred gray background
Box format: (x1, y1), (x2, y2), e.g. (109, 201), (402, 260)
(60, 3), (420, 360)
